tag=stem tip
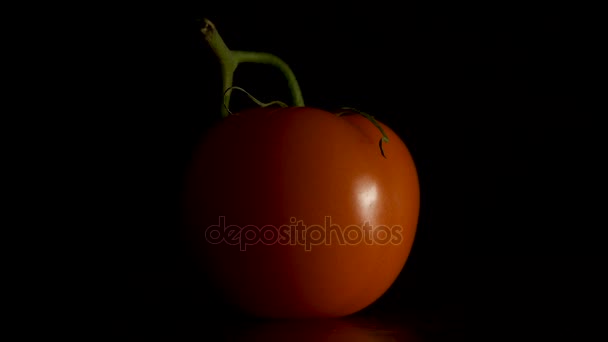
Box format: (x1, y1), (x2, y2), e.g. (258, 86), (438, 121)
(201, 18), (215, 40)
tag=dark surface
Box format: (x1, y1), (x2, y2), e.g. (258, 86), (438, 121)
(96, 4), (581, 339)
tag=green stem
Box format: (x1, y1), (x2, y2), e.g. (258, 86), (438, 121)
(202, 19), (305, 117)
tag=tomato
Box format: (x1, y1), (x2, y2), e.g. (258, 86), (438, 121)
(183, 106), (419, 318)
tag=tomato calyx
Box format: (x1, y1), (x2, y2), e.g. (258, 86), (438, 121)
(334, 107), (390, 158)
(223, 86), (288, 115)
(219, 85), (390, 159)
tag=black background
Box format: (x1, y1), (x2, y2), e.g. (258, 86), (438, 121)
(98, 3), (582, 338)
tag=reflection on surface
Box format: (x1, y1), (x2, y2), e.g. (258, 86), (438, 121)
(357, 178), (379, 223)
(217, 316), (422, 341)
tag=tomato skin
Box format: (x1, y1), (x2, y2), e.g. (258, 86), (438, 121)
(183, 107), (419, 318)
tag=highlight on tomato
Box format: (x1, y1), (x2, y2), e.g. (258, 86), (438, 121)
(182, 19), (420, 318)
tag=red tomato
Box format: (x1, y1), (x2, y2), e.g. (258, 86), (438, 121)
(183, 106), (419, 318)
